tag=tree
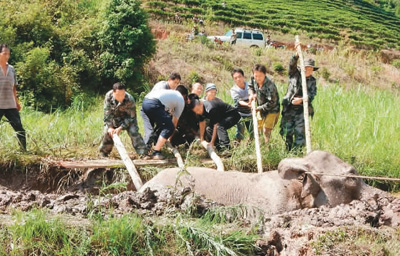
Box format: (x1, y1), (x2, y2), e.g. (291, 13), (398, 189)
(98, 0), (156, 92)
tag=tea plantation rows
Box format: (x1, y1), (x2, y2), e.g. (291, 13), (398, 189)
(145, 0), (400, 50)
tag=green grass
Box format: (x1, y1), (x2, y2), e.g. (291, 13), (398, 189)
(311, 226), (400, 255)
(145, 0), (400, 49)
(0, 209), (258, 255)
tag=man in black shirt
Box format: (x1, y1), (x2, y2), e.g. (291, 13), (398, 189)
(188, 94), (240, 151)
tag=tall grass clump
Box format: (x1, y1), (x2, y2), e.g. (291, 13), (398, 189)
(312, 85), (400, 181)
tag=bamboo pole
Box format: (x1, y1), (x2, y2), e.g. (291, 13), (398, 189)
(295, 35), (312, 154)
(199, 140), (224, 171)
(251, 101), (263, 173)
(112, 134), (143, 190)
(165, 141), (185, 169)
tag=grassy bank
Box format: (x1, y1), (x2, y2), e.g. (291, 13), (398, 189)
(0, 208), (258, 255)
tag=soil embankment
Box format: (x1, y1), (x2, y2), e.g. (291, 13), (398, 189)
(1, 163), (400, 255)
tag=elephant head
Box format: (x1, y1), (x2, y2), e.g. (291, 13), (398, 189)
(278, 150), (362, 208)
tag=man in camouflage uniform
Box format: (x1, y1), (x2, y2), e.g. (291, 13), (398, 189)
(280, 53), (318, 151)
(99, 82), (147, 157)
(249, 64), (280, 144)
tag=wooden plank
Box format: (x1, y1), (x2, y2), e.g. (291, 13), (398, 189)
(58, 159), (177, 169)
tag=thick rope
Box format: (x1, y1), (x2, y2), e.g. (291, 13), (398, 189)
(306, 172), (400, 182)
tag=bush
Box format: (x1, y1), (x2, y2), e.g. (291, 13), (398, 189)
(98, 0), (156, 91)
(392, 59), (400, 70)
(273, 62), (285, 73)
(186, 70), (204, 84)
(321, 67), (331, 81)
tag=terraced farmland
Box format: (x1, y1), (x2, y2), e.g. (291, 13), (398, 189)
(145, 0), (400, 49)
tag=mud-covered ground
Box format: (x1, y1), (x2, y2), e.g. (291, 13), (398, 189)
(1, 166), (399, 255)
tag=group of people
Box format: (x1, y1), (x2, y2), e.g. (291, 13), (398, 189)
(0, 42), (317, 159)
(99, 48), (318, 160)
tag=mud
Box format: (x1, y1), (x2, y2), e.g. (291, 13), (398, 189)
(1, 166), (399, 255)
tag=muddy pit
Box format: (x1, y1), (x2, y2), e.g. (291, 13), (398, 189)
(1, 164), (400, 255)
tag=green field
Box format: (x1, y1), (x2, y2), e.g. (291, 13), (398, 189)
(145, 0), (400, 49)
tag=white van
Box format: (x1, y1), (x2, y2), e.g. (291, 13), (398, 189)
(207, 28), (266, 48)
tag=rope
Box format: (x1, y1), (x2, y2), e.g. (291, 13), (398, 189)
(306, 172), (400, 182)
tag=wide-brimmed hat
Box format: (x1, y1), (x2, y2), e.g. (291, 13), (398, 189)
(205, 83), (217, 92)
(304, 59), (319, 71)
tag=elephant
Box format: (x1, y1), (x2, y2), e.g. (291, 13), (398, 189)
(140, 151), (363, 215)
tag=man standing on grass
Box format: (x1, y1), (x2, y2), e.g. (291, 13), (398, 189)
(230, 68), (253, 142)
(99, 82), (147, 158)
(280, 52), (318, 151)
(0, 44), (26, 151)
(249, 64), (280, 145)
(142, 86), (187, 159)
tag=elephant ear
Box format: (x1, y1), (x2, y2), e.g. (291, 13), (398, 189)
(278, 157), (322, 201)
(278, 157), (310, 180)
(301, 173), (321, 198)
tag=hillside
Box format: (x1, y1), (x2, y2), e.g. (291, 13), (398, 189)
(145, 0), (400, 50)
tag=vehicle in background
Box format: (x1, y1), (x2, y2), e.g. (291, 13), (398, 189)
(207, 28), (266, 48)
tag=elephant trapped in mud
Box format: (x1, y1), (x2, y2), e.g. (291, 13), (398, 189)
(141, 151), (363, 214)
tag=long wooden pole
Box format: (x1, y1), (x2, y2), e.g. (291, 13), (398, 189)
(251, 101), (263, 173)
(112, 134), (143, 190)
(165, 141), (185, 169)
(295, 35), (312, 154)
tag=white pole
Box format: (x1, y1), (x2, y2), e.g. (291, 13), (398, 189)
(251, 101), (263, 173)
(199, 140), (224, 171)
(295, 35), (312, 154)
(165, 141), (185, 169)
(112, 134), (143, 190)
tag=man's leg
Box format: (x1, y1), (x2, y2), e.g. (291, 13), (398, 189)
(218, 112), (241, 150)
(235, 121), (245, 141)
(127, 119), (148, 155)
(4, 109), (26, 150)
(99, 126), (114, 157)
(244, 119), (254, 139)
(143, 99), (174, 159)
(262, 112), (279, 145)
(140, 106), (155, 147)
(293, 112), (306, 150)
(280, 112), (295, 151)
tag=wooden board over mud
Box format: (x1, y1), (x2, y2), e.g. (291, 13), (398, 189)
(58, 159), (215, 169)
(59, 159), (176, 169)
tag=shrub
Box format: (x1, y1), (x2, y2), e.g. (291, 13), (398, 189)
(321, 67), (331, 81)
(273, 62), (285, 73)
(98, 0), (156, 92)
(187, 70), (204, 84)
(392, 59), (400, 70)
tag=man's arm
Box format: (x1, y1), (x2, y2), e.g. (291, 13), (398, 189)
(209, 123), (218, 146)
(13, 85), (21, 112)
(199, 121), (206, 141)
(288, 54), (299, 77)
